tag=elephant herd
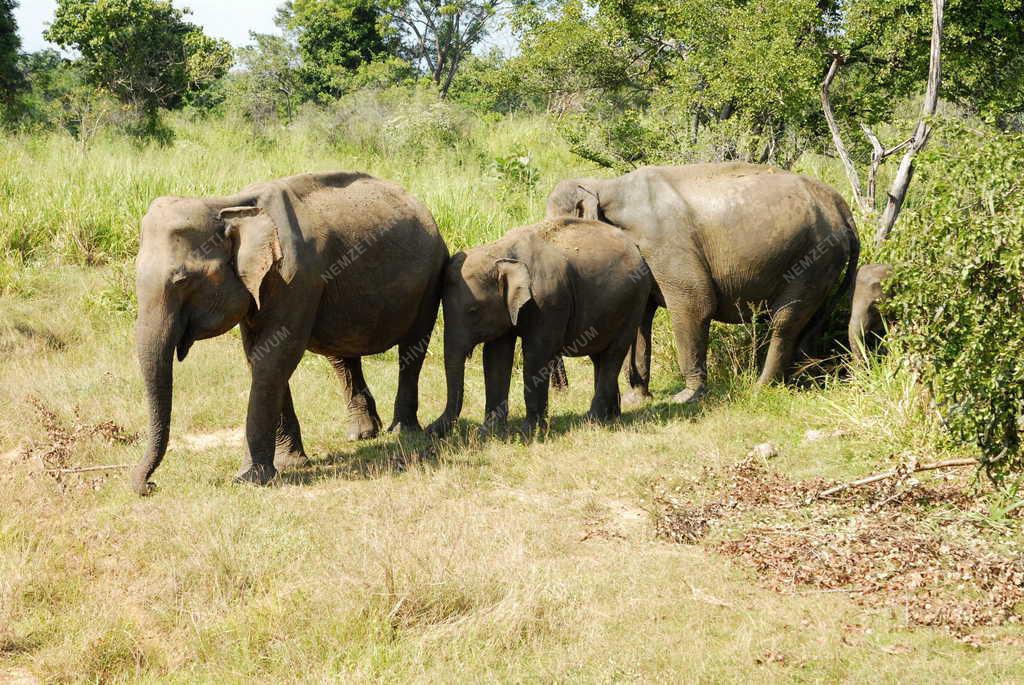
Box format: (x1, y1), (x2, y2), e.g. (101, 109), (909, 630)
(130, 163), (889, 496)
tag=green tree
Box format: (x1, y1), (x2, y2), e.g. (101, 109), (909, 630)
(282, 0), (396, 98)
(45, 0), (232, 136)
(0, 0), (26, 119)
(386, 0), (504, 98)
(234, 31), (306, 123)
(511, 0), (1024, 169)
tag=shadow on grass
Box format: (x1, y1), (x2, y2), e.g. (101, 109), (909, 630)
(275, 377), (753, 486)
(278, 429), (447, 485)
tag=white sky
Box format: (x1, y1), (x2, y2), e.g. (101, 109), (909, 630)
(15, 0), (284, 52)
(15, 0), (514, 56)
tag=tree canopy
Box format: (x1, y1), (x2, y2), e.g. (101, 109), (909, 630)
(45, 0), (232, 132)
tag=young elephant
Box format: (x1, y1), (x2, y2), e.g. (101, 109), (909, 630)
(133, 172), (448, 494)
(848, 263), (893, 361)
(427, 218), (652, 436)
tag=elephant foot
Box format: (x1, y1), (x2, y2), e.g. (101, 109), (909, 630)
(671, 387), (705, 405)
(130, 468), (157, 497)
(387, 418), (422, 434)
(476, 419), (508, 440)
(426, 417), (454, 439)
(273, 450), (309, 470)
(234, 463), (278, 487)
(622, 389), (653, 408)
(347, 415), (382, 441)
(521, 417), (548, 438)
(586, 405), (620, 422)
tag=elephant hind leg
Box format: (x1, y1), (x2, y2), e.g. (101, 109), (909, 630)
(589, 347), (627, 421)
(329, 355), (382, 441)
(390, 284), (442, 433)
(758, 297), (818, 385)
(623, 298), (658, 406)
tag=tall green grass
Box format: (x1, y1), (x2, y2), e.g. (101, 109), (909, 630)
(0, 92), (594, 288)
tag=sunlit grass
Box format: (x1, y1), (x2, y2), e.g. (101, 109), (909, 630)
(0, 106), (1019, 682)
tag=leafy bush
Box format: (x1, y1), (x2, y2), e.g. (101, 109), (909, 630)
(383, 101), (471, 152)
(490, 147), (540, 195)
(883, 123), (1024, 481)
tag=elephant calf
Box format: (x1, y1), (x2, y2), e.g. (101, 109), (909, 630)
(848, 263), (893, 361)
(427, 218), (653, 437)
(133, 172), (448, 494)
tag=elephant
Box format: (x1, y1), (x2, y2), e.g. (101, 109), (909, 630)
(132, 171), (448, 495)
(427, 218), (653, 437)
(546, 162), (860, 403)
(848, 263), (893, 362)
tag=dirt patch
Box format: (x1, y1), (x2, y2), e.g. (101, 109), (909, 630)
(654, 458), (1024, 633)
(0, 669), (40, 685)
(176, 428), (243, 451)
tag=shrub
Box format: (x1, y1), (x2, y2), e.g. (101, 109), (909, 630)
(883, 123), (1024, 481)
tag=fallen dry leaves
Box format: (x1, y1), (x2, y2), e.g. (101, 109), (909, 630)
(653, 458), (1024, 634)
(12, 398), (139, 491)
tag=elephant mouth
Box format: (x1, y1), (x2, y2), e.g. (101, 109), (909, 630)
(176, 313), (194, 361)
(176, 329), (194, 362)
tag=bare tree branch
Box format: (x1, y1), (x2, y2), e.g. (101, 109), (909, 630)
(876, 0), (944, 243)
(821, 54), (868, 211)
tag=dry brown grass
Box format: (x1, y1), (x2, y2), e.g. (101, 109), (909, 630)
(1, 265), (1022, 682)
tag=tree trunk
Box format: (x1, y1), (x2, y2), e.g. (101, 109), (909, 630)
(876, 0), (944, 243)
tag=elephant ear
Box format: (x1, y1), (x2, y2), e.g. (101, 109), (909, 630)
(576, 185), (601, 221)
(220, 206), (283, 310)
(496, 258), (533, 326)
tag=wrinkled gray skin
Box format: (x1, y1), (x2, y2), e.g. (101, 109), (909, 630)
(133, 172), (448, 495)
(427, 218), (652, 437)
(848, 263), (893, 362)
(547, 163), (860, 403)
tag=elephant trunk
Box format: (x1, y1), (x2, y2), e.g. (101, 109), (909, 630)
(131, 312), (179, 495)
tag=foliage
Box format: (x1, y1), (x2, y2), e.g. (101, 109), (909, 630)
(233, 31), (307, 125)
(386, 0), (503, 97)
(44, 0), (232, 137)
(283, 0), (397, 98)
(0, 0), (25, 120)
(490, 146), (540, 194)
(883, 123), (1024, 481)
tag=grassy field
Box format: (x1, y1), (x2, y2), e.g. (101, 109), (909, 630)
(1, 107), (1023, 682)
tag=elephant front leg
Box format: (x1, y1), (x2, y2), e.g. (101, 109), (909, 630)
(521, 341), (558, 435)
(759, 300), (815, 385)
(274, 384), (308, 470)
(239, 338), (307, 486)
(329, 355), (383, 441)
(481, 334), (515, 436)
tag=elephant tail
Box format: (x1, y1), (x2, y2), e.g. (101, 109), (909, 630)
(797, 211), (861, 358)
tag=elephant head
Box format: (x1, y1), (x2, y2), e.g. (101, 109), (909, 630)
(132, 192), (293, 495)
(428, 247), (535, 436)
(546, 178), (606, 222)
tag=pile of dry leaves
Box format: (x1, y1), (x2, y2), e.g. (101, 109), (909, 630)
(8, 398), (138, 490)
(654, 458), (1024, 632)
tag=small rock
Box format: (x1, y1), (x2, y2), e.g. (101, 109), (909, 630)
(748, 442), (778, 459)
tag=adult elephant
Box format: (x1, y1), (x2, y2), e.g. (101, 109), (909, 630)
(546, 163), (859, 403)
(133, 172), (448, 495)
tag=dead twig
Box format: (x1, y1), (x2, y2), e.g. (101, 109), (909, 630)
(816, 458), (977, 500)
(45, 464), (130, 475)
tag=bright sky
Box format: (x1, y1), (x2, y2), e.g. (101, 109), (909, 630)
(15, 0), (284, 52)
